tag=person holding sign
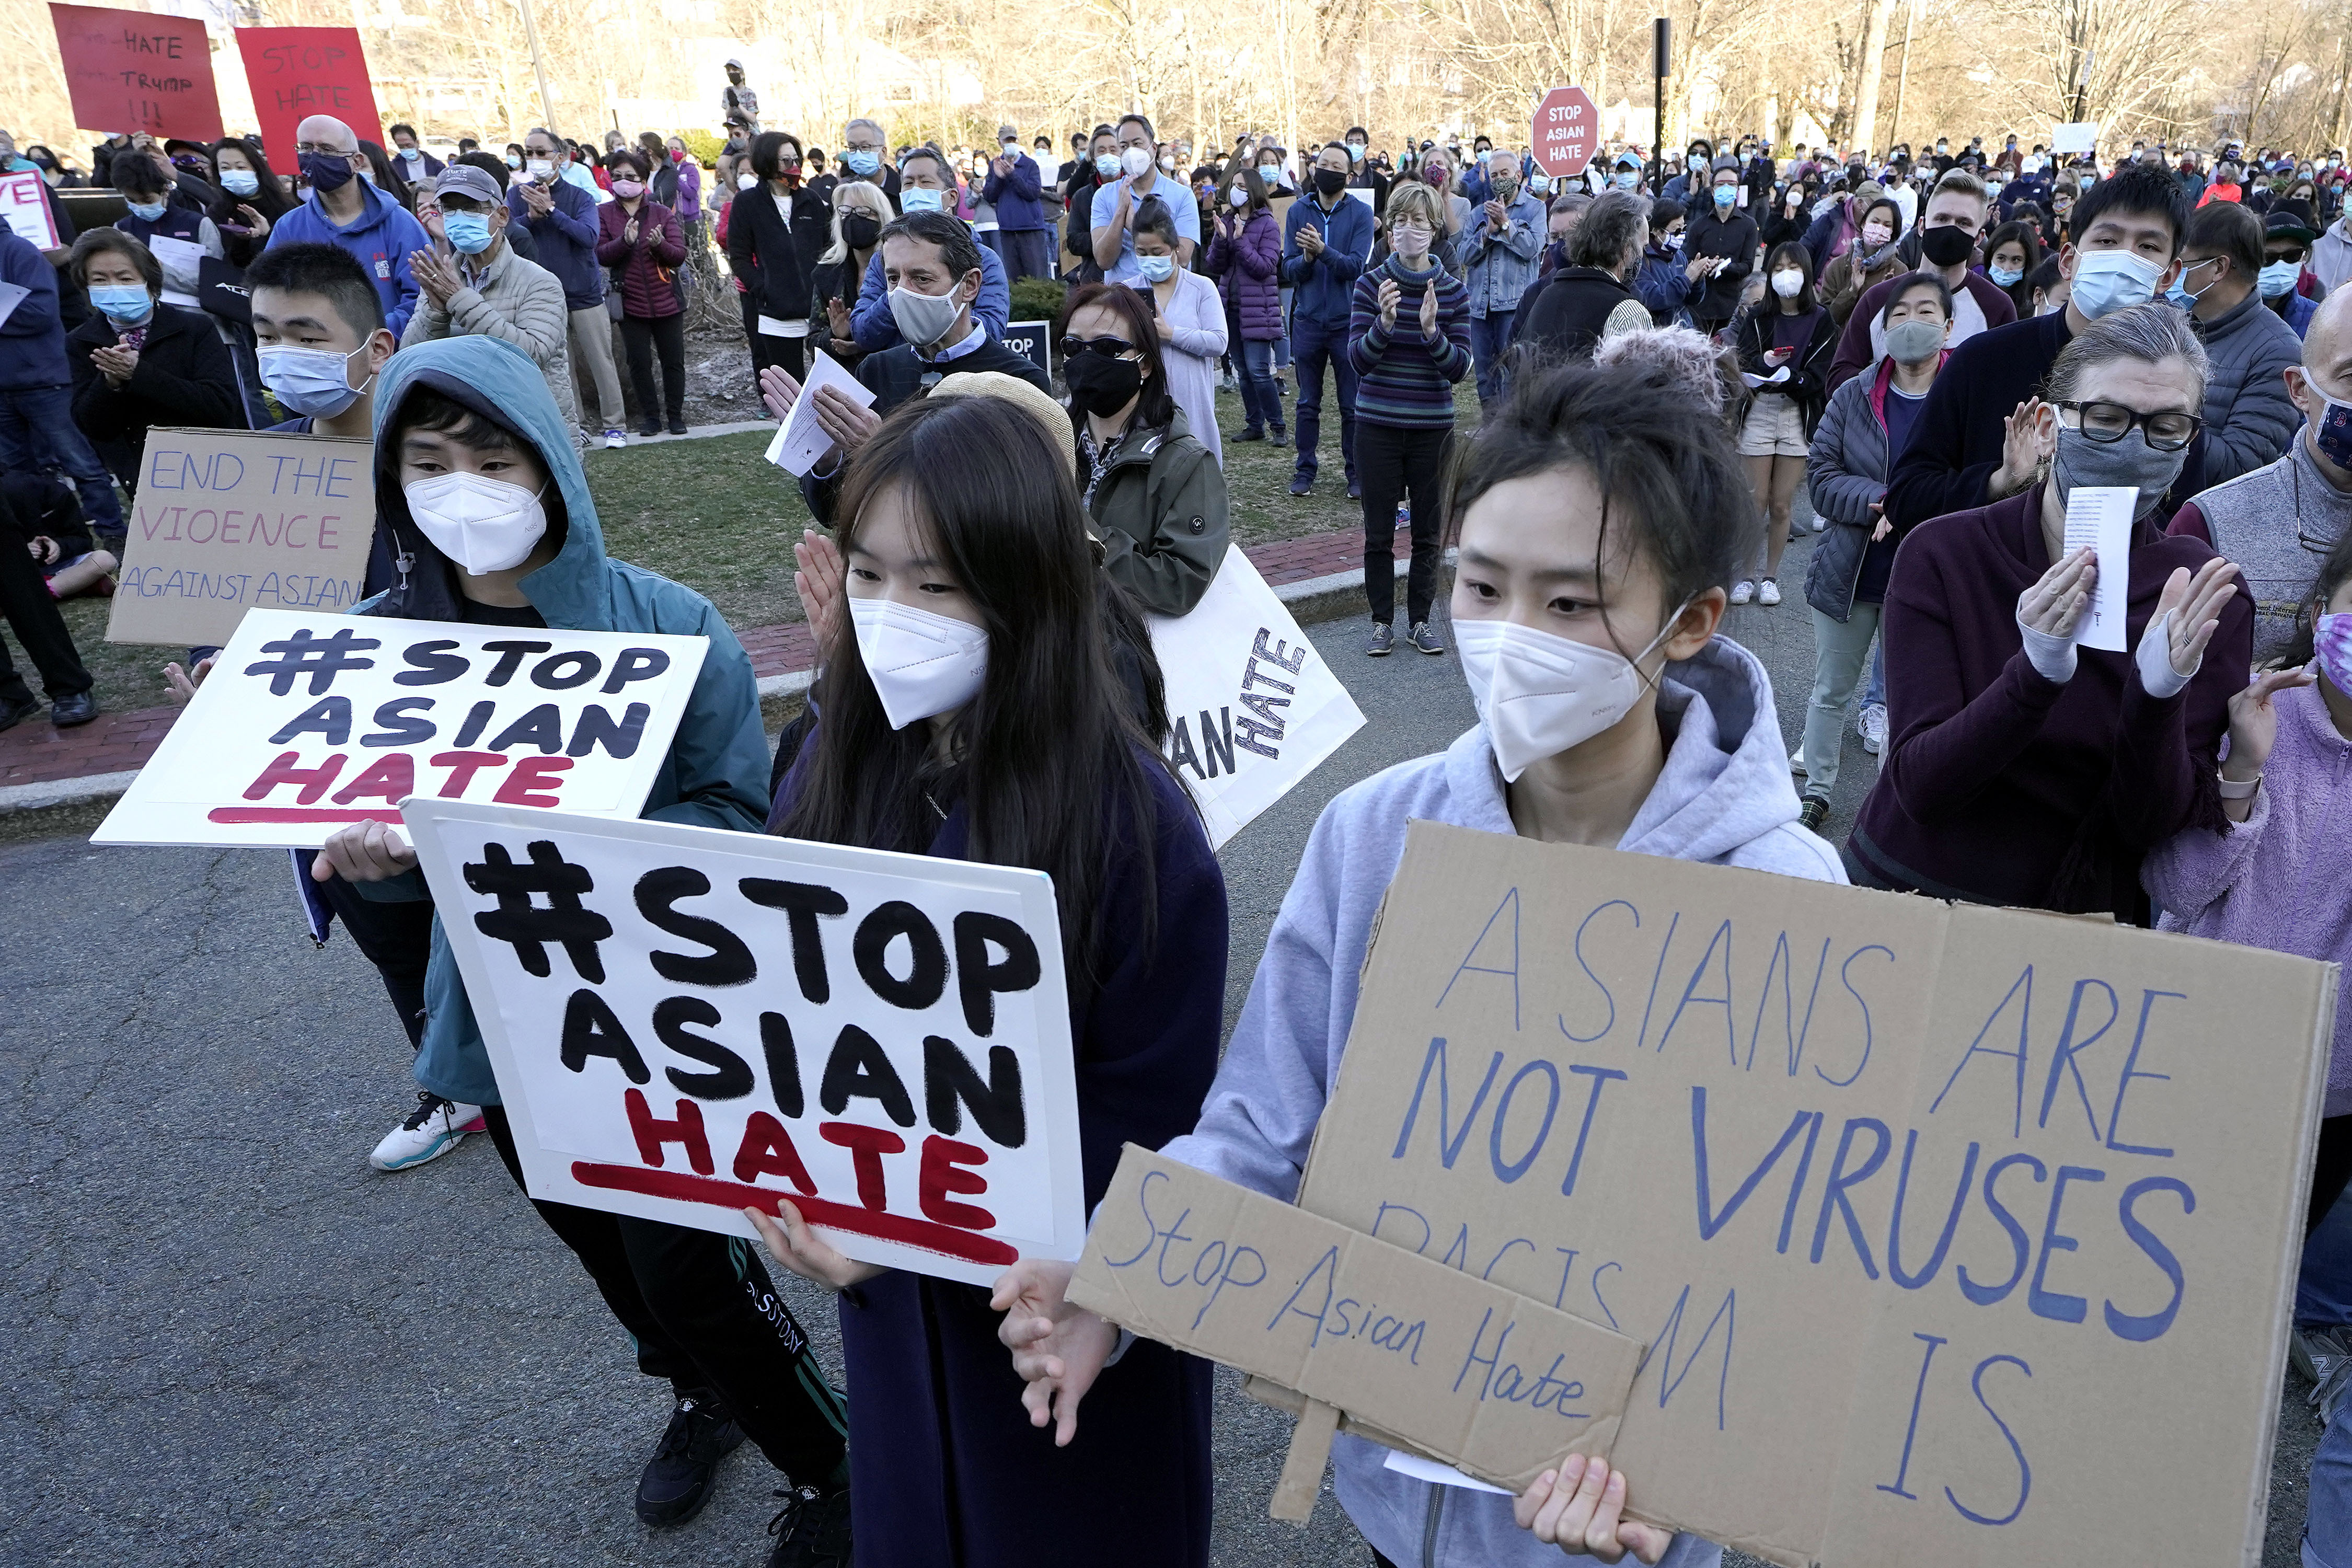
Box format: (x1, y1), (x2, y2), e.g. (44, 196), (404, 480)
(176, 336), (851, 1551)
(761, 391), (1227, 1568)
(1847, 303), (2253, 920)
(997, 352), (1843, 1568)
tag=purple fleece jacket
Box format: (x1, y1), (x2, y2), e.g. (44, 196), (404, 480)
(2142, 683), (2352, 1114)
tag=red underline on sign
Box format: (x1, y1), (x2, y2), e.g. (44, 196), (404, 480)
(570, 1163), (1021, 1266)
(206, 807), (406, 824)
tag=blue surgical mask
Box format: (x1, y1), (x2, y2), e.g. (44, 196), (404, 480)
(443, 211), (494, 253)
(899, 187), (945, 214)
(1990, 264), (2024, 287)
(219, 168), (260, 197)
(1137, 252), (1174, 281)
(259, 342), (370, 417)
(125, 199), (167, 222)
(1097, 153), (1122, 179)
(89, 284), (152, 322)
(1713, 185), (1736, 207)
(2069, 248), (2164, 319)
(845, 148), (880, 176)
(1614, 170), (1638, 190)
(2260, 260), (2300, 298)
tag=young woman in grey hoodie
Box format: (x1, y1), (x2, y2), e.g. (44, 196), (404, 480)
(997, 350), (1844, 1567)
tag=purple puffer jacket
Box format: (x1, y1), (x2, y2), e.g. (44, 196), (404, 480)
(1205, 207), (1283, 340)
(594, 198), (687, 319)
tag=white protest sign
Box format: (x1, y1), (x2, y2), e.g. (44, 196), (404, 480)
(1149, 547), (1365, 848)
(0, 170), (59, 249)
(106, 428), (375, 648)
(92, 608), (708, 849)
(403, 800), (1086, 1286)
(2051, 122), (2099, 156)
(2061, 485), (2133, 652)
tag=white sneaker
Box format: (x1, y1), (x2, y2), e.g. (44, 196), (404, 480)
(604, 429), (627, 449)
(1858, 702), (1888, 756)
(1757, 579), (1782, 607)
(1730, 580), (1756, 606)
(371, 1092), (485, 1171)
(1790, 744), (1807, 775)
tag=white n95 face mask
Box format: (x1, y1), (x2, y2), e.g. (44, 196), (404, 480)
(1455, 609), (1686, 782)
(850, 596), (989, 730)
(403, 472), (549, 573)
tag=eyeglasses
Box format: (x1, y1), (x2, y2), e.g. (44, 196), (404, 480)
(295, 142), (361, 159)
(2056, 399), (2204, 452)
(2273, 245), (2310, 264)
(1064, 335), (1137, 358)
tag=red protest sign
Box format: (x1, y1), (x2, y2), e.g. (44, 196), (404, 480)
(49, 3), (222, 142)
(1532, 84), (1600, 178)
(235, 28), (383, 162)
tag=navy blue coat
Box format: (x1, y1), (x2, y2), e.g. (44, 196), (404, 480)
(770, 741), (1227, 1568)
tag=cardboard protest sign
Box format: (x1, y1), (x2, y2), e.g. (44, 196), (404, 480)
(91, 609), (708, 849)
(1071, 1145), (1646, 1490)
(1, 171), (60, 250)
(1149, 547), (1365, 848)
(234, 28), (383, 174)
(105, 429), (376, 648)
(49, 3), (222, 142)
(1283, 822), (2332, 1567)
(402, 800), (1086, 1286)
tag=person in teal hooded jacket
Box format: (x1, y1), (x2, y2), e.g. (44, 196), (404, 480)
(304, 335), (856, 1562)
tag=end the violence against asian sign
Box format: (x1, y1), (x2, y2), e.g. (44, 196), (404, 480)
(1086, 822), (2337, 1566)
(93, 608), (707, 848)
(403, 801), (1087, 1287)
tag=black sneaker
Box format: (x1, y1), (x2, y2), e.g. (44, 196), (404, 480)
(634, 1393), (744, 1527)
(1236, 426), (1265, 442)
(1797, 796), (1830, 834)
(1365, 622), (1394, 656)
(1406, 622), (1444, 655)
(1288, 474), (1313, 496)
(1346, 479), (1362, 500)
(0, 695), (39, 732)
(667, 418), (689, 435)
(49, 691), (98, 728)
(637, 421), (663, 438)
(766, 1484), (851, 1568)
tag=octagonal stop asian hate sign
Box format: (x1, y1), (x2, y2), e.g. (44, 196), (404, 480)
(1534, 85), (1599, 178)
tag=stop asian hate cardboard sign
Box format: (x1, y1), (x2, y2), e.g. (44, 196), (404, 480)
(91, 609), (709, 849)
(404, 800), (1088, 1286)
(1290, 822), (2335, 1567)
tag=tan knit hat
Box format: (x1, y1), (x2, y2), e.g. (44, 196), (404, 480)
(935, 370), (1075, 479)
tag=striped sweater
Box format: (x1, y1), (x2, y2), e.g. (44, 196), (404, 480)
(1345, 256), (1472, 429)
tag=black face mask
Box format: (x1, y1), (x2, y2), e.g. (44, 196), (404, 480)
(1920, 223), (1976, 267)
(841, 214), (880, 251)
(1312, 167), (1347, 198)
(1064, 349), (1144, 416)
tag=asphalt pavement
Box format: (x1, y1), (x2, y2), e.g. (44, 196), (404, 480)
(0, 525), (2323, 1566)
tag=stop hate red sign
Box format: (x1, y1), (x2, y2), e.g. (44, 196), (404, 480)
(1533, 84), (1599, 178)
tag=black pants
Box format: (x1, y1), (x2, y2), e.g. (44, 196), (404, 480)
(302, 855), (434, 1051)
(1357, 423), (1449, 627)
(0, 535), (94, 705)
(740, 295), (806, 398)
(2314, 1115), (2352, 1237)
(618, 312), (687, 429)
(481, 1104), (850, 1486)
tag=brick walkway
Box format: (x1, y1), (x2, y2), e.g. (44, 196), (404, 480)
(0, 526), (1395, 792)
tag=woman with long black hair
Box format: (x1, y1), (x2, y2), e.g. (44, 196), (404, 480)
(752, 390), (1225, 1568)
(206, 135), (294, 266)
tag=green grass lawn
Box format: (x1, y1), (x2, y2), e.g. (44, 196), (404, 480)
(56, 373), (1477, 722)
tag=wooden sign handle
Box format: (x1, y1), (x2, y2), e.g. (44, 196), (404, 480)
(1269, 1397), (1340, 1524)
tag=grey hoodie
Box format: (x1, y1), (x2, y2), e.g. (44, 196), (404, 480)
(1161, 636), (1841, 1568)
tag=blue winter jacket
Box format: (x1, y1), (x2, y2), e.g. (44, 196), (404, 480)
(264, 181), (431, 339)
(982, 151), (1051, 232)
(1280, 191), (1376, 328)
(348, 335), (770, 1108)
(0, 231), (69, 390)
(506, 175), (606, 312)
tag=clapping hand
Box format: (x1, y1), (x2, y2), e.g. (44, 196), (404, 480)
(515, 179), (553, 216)
(409, 248), (462, 304)
(2152, 556), (2241, 681)
(1377, 275), (1401, 332)
(235, 203), (271, 240)
(1417, 279), (1439, 339)
(2019, 546), (2095, 639)
(1298, 223), (1325, 258)
(163, 653), (214, 704)
(89, 343), (137, 386)
(793, 529), (845, 654)
(1990, 397), (2044, 499)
